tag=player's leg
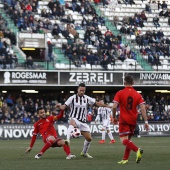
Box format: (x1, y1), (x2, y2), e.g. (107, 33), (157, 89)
(35, 135), (56, 159)
(80, 122), (93, 158)
(99, 126), (106, 144)
(67, 118), (77, 142)
(57, 139), (76, 159)
(105, 122), (115, 144)
(107, 129), (116, 144)
(119, 124), (143, 164)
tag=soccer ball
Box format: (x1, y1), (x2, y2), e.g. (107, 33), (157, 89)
(71, 128), (81, 138)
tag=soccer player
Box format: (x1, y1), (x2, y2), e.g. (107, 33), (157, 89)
(112, 75), (149, 164)
(25, 107), (76, 160)
(95, 98), (115, 144)
(57, 83), (109, 158)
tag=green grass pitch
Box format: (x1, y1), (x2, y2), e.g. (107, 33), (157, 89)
(0, 136), (170, 170)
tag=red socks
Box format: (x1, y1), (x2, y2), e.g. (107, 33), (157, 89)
(123, 147), (131, 160)
(40, 140), (54, 154)
(122, 139), (138, 152)
(122, 139), (138, 160)
(63, 144), (71, 155)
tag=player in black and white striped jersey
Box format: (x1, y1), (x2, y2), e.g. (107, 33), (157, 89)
(95, 98), (115, 144)
(57, 83), (110, 159)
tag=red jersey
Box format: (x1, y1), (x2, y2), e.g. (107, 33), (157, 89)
(33, 116), (57, 140)
(113, 87), (145, 125)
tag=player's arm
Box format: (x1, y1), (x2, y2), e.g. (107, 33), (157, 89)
(56, 103), (67, 110)
(112, 102), (119, 125)
(95, 101), (112, 108)
(25, 133), (37, 154)
(53, 110), (64, 121)
(109, 109), (113, 122)
(139, 103), (149, 131)
(25, 123), (38, 154)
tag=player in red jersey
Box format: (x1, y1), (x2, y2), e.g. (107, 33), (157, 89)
(25, 107), (76, 160)
(112, 75), (149, 164)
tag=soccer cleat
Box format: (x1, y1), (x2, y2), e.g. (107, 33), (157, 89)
(66, 154), (76, 160)
(35, 153), (42, 159)
(65, 140), (70, 146)
(98, 140), (105, 144)
(118, 160), (128, 164)
(80, 152), (93, 158)
(136, 148), (143, 163)
(109, 139), (116, 144)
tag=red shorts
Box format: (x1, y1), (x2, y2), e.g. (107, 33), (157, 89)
(43, 134), (62, 147)
(119, 123), (136, 137)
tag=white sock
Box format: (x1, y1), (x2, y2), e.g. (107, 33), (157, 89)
(82, 140), (91, 153)
(108, 132), (114, 140)
(67, 125), (74, 141)
(102, 131), (106, 140)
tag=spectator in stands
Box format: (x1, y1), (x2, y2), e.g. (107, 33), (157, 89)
(140, 11), (147, 21)
(126, 26), (135, 36)
(25, 3), (32, 12)
(65, 45), (73, 61)
(113, 16), (119, 27)
(72, 52), (81, 67)
(148, 53), (155, 65)
(26, 56), (34, 69)
(32, 2), (38, 13)
(161, 1), (168, 10)
(157, 29), (164, 39)
(62, 27), (70, 38)
(157, 1), (162, 10)
(89, 32), (97, 45)
(123, 0), (129, 5)
(67, 24), (78, 39)
(47, 41), (54, 62)
(120, 25), (127, 34)
(48, 0), (55, 11)
(67, 14), (75, 24)
(162, 44), (170, 57)
(17, 17), (26, 31)
(100, 54), (108, 70)
(164, 9), (170, 18)
(145, 3), (152, 13)
(14, 1), (21, 11)
(6, 54), (13, 69)
(52, 24), (61, 38)
(153, 15), (160, 28)
(23, 112), (31, 124)
(154, 53), (161, 66)
(3, 1), (8, 12)
(41, 8), (50, 18)
(122, 16), (129, 25)
(168, 17), (170, 25)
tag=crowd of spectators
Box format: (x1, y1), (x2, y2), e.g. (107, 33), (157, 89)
(0, 13), (17, 69)
(115, 0), (170, 67)
(0, 91), (170, 125)
(2, 0), (139, 70)
(1, 0), (170, 70)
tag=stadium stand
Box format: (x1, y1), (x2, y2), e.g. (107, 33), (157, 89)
(0, 0), (169, 71)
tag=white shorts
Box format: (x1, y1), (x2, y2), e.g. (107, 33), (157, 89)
(102, 120), (110, 130)
(71, 118), (91, 132)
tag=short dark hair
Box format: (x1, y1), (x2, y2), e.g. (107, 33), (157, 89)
(78, 83), (85, 87)
(124, 75), (134, 85)
(37, 107), (44, 113)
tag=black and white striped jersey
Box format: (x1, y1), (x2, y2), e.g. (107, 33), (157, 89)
(65, 94), (96, 123)
(95, 107), (112, 121)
